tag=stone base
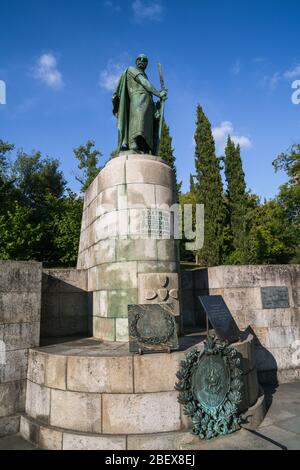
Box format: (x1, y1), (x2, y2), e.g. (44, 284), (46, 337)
(21, 334), (266, 449)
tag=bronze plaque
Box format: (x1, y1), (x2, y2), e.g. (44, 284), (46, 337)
(199, 295), (240, 343)
(261, 287), (290, 309)
(128, 304), (179, 353)
(192, 354), (230, 411)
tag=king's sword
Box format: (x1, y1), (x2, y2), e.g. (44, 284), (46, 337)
(157, 62), (166, 154)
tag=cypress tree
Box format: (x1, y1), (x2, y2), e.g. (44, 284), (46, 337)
(224, 136), (248, 263)
(159, 120), (181, 196)
(194, 105), (225, 266)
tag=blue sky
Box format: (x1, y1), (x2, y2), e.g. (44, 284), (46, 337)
(0, 0), (299, 198)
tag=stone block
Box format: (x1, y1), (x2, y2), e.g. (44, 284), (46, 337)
(0, 381), (26, 418)
(59, 292), (87, 318)
(116, 238), (157, 262)
(67, 355), (133, 393)
(0, 415), (20, 437)
(0, 261), (42, 293)
(93, 290), (108, 317)
(84, 176), (98, 208)
(97, 262), (138, 290)
(63, 433), (126, 450)
(97, 157), (126, 191)
(45, 355), (67, 390)
(222, 287), (262, 311)
(138, 272), (180, 315)
(50, 389), (101, 433)
(127, 183), (156, 207)
(116, 318), (129, 341)
(25, 381), (50, 423)
(20, 415), (39, 446)
(4, 322), (40, 351)
(88, 238), (116, 266)
(268, 326), (299, 349)
(181, 290), (195, 327)
(133, 353), (181, 393)
(0, 292), (41, 324)
(42, 269), (87, 293)
(98, 187), (118, 215)
(181, 271), (194, 290)
(107, 289), (138, 318)
(157, 240), (178, 261)
(125, 158), (175, 188)
(102, 391), (181, 434)
(0, 349), (28, 382)
(155, 185), (175, 207)
(39, 426), (62, 450)
(93, 317), (115, 341)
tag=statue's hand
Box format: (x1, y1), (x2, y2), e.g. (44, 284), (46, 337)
(159, 89), (168, 100)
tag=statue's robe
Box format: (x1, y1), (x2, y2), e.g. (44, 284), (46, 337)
(113, 66), (156, 152)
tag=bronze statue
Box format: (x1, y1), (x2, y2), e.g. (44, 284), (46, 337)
(112, 54), (167, 155)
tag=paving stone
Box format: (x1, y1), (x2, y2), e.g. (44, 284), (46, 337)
(62, 433), (126, 450)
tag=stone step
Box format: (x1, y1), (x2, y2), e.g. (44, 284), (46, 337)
(20, 391), (266, 450)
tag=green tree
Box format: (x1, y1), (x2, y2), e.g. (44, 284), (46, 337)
(74, 140), (103, 192)
(223, 137), (248, 263)
(273, 144), (300, 262)
(159, 121), (182, 196)
(194, 105), (225, 266)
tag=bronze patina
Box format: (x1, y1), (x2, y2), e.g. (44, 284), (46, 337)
(176, 336), (243, 440)
(112, 54), (167, 155)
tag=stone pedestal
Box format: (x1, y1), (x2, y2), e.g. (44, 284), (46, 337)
(77, 154), (181, 341)
(20, 333), (265, 450)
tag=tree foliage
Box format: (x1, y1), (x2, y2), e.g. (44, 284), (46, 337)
(73, 140), (103, 192)
(159, 120), (182, 196)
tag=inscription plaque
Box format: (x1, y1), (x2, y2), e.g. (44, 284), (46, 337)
(128, 304), (179, 353)
(261, 286), (290, 309)
(140, 209), (170, 238)
(199, 295), (240, 343)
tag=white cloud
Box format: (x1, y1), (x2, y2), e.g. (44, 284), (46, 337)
(34, 53), (63, 90)
(104, 1), (121, 13)
(99, 62), (124, 91)
(283, 65), (300, 80)
(270, 72), (281, 90)
(212, 121), (252, 153)
(132, 0), (162, 22)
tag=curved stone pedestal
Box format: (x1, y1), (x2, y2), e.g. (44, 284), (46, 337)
(21, 334), (266, 450)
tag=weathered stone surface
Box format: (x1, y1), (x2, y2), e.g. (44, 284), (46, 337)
(222, 287), (262, 311)
(39, 426), (62, 450)
(50, 389), (101, 433)
(4, 322), (40, 351)
(268, 326), (300, 349)
(247, 369), (259, 406)
(0, 381), (26, 418)
(155, 185), (175, 207)
(157, 240), (178, 261)
(98, 187), (118, 214)
(115, 318), (129, 342)
(0, 415), (20, 437)
(45, 355), (67, 390)
(0, 292), (41, 324)
(67, 355), (133, 393)
(25, 381), (50, 423)
(134, 353), (182, 393)
(84, 176), (98, 208)
(126, 183), (156, 207)
(20, 415), (39, 446)
(93, 317), (115, 341)
(125, 158), (175, 188)
(88, 239), (116, 266)
(93, 290), (108, 317)
(0, 261), (42, 293)
(42, 269), (87, 293)
(0, 349), (28, 383)
(102, 392), (181, 434)
(107, 289), (138, 318)
(89, 262), (138, 291)
(97, 157), (126, 191)
(63, 433), (126, 450)
(116, 238), (157, 262)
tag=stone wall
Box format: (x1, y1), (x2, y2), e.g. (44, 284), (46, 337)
(41, 269), (89, 340)
(181, 265), (300, 383)
(0, 261), (42, 437)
